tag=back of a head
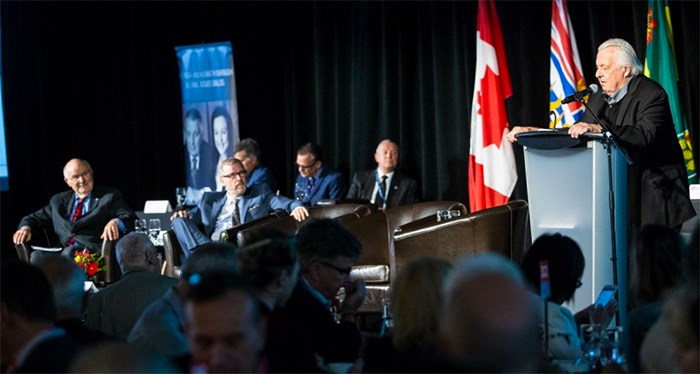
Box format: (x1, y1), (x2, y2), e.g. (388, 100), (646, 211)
(116, 232), (160, 273)
(391, 256), (452, 353)
(1, 260), (56, 323)
(520, 233), (585, 304)
(296, 218), (362, 269)
(184, 270), (258, 321)
(441, 253), (538, 372)
(632, 224), (683, 306)
(238, 237), (299, 289)
(35, 255), (87, 318)
(181, 241), (239, 281)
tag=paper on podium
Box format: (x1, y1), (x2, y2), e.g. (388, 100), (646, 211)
(32, 246), (63, 252)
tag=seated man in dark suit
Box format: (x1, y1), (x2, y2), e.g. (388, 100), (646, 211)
(234, 138), (278, 193)
(294, 142), (345, 206)
(265, 218), (367, 372)
(12, 158), (136, 263)
(171, 157), (309, 255)
(346, 139), (419, 209)
(1, 260), (81, 373)
(86, 232), (177, 339)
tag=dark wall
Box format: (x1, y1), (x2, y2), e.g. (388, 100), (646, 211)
(2, 1), (698, 255)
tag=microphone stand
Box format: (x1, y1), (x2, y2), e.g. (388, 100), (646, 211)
(579, 98), (631, 328)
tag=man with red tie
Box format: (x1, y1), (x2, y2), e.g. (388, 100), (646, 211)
(12, 158), (136, 263)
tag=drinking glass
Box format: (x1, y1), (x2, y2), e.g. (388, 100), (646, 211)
(175, 187), (187, 209)
(148, 219), (161, 243)
(134, 218), (147, 234)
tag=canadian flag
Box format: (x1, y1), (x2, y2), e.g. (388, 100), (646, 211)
(468, 0), (517, 212)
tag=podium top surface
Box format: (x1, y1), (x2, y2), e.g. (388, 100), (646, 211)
(516, 129), (601, 150)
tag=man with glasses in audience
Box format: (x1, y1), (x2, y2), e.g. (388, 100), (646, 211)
(12, 158), (136, 263)
(294, 142), (345, 206)
(265, 218), (366, 372)
(171, 157), (309, 255)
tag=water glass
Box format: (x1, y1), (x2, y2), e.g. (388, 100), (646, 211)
(134, 218), (147, 234)
(437, 209), (461, 222)
(148, 219), (161, 242)
(175, 187), (187, 209)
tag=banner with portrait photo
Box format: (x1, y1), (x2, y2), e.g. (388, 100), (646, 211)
(176, 42), (240, 205)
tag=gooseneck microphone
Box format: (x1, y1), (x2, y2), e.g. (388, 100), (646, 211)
(561, 84), (599, 104)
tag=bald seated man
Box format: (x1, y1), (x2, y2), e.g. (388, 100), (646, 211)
(13, 158), (136, 262)
(440, 253), (540, 372)
(346, 139), (418, 209)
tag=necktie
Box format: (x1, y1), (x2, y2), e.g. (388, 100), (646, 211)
(377, 175), (387, 207)
(71, 197), (86, 222)
(232, 198), (241, 226)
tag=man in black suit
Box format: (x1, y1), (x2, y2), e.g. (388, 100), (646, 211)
(346, 139), (419, 209)
(265, 218), (366, 372)
(184, 108), (217, 203)
(507, 38), (695, 233)
(12, 158), (136, 262)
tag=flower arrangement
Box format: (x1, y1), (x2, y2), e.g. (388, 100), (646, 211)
(74, 249), (107, 277)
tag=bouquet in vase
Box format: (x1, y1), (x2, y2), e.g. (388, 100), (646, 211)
(74, 249), (107, 277)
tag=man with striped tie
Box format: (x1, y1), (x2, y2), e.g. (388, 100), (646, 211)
(12, 158), (136, 263)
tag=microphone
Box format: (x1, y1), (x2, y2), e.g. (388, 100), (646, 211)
(561, 84), (599, 104)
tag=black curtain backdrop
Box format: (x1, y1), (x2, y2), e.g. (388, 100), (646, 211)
(2, 1), (698, 256)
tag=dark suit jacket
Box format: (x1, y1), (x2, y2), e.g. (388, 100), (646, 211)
(13, 329), (81, 373)
(18, 186), (136, 250)
(189, 184), (303, 238)
(346, 170), (419, 209)
(264, 281), (362, 372)
(86, 269), (177, 339)
(580, 75), (695, 228)
(185, 140), (217, 191)
(294, 167), (345, 206)
(247, 164), (278, 192)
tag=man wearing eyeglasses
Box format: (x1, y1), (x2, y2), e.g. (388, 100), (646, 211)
(12, 158), (136, 263)
(171, 157), (309, 255)
(294, 142), (345, 206)
(265, 218), (366, 372)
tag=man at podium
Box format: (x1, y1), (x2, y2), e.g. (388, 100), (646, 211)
(508, 38), (695, 233)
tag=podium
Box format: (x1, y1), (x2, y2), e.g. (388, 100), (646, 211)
(519, 130), (629, 325)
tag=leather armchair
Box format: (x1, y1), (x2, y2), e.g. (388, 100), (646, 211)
(385, 200), (467, 235)
(393, 200), (530, 271)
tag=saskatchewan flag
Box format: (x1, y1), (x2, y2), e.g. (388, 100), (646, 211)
(644, 0), (697, 183)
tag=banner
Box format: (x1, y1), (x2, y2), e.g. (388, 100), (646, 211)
(644, 0), (696, 183)
(549, 0), (587, 128)
(468, 0), (517, 212)
(176, 42), (241, 204)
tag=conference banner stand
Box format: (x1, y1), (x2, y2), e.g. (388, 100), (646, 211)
(518, 130), (628, 326)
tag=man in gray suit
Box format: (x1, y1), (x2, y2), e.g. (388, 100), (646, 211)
(171, 157), (309, 255)
(86, 232), (176, 339)
(346, 139), (419, 209)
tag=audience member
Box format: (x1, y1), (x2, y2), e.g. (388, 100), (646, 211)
(211, 106), (236, 191)
(294, 142), (345, 206)
(440, 252), (540, 372)
(171, 157), (309, 255)
(346, 139), (419, 209)
(520, 233), (616, 366)
(358, 257), (452, 373)
(70, 341), (177, 373)
(1, 260), (81, 372)
(86, 232), (176, 339)
(12, 158), (136, 262)
(265, 218), (366, 372)
(640, 227), (699, 372)
(128, 242), (239, 359)
(183, 108), (217, 203)
(626, 224), (683, 372)
(238, 237), (300, 315)
(183, 270), (265, 373)
(234, 138), (278, 192)
(35, 255), (110, 345)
